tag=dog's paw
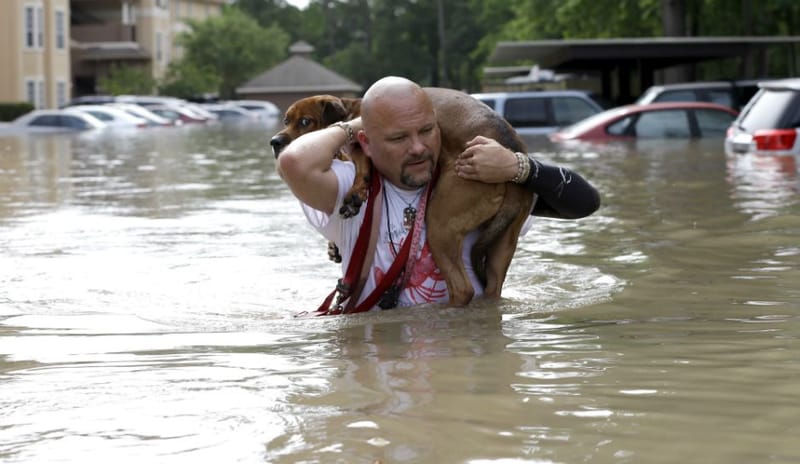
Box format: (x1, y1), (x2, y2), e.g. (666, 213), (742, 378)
(327, 241), (342, 263)
(339, 192), (364, 218)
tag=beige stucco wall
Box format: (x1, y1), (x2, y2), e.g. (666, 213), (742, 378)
(0, 0), (71, 108)
(1, 0), (226, 104)
(0, 2), (21, 103)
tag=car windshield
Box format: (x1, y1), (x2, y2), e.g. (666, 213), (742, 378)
(739, 88), (800, 131)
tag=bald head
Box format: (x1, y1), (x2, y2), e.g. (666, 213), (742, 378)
(361, 76), (433, 127)
(356, 76), (441, 190)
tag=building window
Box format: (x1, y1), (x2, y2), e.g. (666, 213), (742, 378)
(24, 79), (45, 108)
(55, 10), (65, 50)
(57, 81), (67, 108)
(122, 2), (136, 25)
(24, 6), (34, 48)
(36, 6), (44, 48)
(25, 5), (46, 49)
(26, 80), (36, 106)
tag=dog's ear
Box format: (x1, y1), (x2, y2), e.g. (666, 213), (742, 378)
(321, 99), (348, 126)
(340, 98), (362, 120)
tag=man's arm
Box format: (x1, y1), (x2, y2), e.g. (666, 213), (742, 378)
(277, 118), (362, 215)
(454, 135), (601, 219)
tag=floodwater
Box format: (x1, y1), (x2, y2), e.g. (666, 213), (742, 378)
(1, 122), (798, 464)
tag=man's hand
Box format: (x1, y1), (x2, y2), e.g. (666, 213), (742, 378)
(455, 135), (518, 184)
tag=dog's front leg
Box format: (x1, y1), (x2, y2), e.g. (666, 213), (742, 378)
(339, 146), (372, 218)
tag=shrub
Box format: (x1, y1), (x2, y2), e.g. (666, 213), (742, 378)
(0, 102), (35, 121)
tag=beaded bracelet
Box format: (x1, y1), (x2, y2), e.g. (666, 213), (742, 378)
(334, 122), (355, 145)
(510, 151), (530, 184)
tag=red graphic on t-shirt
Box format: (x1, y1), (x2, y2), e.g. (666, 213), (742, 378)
(405, 242), (446, 304)
(374, 240), (446, 306)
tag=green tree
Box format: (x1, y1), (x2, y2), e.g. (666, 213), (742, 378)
(503, 0), (660, 40)
(173, 7), (290, 98)
(234, 0), (313, 44)
(159, 61), (221, 99)
(98, 64), (156, 95)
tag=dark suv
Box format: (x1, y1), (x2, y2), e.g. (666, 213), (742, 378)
(724, 78), (800, 156)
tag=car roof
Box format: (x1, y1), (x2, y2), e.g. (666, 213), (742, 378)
(642, 81), (738, 91)
(555, 101), (738, 136)
(758, 78), (800, 91)
(631, 101), (739, 112)
(471, 89), (596, 99)
(15, 108), (107, 126)
(71, 104), (126, 112)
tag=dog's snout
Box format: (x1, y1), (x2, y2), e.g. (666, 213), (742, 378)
(270, 134), (289, 159)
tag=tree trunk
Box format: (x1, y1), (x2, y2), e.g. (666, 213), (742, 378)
(436, 0), (450, 88)
(660, 0), (689, 83)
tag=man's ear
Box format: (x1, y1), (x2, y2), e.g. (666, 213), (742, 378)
(357, 131), (371, 158)
(321, 99), (348, 126)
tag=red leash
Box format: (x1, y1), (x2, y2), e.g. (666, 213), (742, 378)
(315, 166), (380, 316)
(314, 168), (436, 316)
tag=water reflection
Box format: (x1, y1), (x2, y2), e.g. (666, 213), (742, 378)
(1, 127), (799, 463)
(726, 152), (799, 220)
(0, 135), (74, 218)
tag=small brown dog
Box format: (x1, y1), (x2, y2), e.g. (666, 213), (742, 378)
(270, 88), (533, 306)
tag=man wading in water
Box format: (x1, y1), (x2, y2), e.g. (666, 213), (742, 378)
(277, 76), (600, 314)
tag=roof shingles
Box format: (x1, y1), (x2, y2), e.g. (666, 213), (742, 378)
(237, 55), (361, 94)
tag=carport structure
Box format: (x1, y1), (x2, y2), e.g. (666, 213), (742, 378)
(487, 36), (800, 104)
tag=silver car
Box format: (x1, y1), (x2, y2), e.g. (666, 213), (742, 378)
(1, 108), (107, 133)
(470, 90), (605, 136)
(724, 78), (800, 156)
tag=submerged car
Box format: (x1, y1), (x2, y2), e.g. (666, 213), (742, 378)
(724, 78), (800, 156)
(635, 80), (770, 111)
(550, 102), (738, 142)
(471, 90), (605, 136)
(2, 108), (107, 133)
(69, 104), (149, 129)
(228, 99), (280, 123)
(109, 103), (173, 127)
(201, 103), (259, 122)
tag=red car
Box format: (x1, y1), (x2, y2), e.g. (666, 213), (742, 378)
(550, 101), (738, 142)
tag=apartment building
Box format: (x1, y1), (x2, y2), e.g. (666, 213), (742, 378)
(0, 0), (72, 108)
(0, 0), (225, 108)
(71, 0), (226, 97)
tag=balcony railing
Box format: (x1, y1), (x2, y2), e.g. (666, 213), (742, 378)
(72, 23), (136, 43)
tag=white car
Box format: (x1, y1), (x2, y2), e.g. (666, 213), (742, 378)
(725, 78), (800, 156)
(69, 104), (149, 129)
(109, 103), (173, 127)
(2, 108), (107, 133)
(228, 99), (280, 123)
(116, 95), (215, 122)
(201, 103), (259, 122)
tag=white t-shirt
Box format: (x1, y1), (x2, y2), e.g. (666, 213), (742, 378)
(301, 159), (483, 310)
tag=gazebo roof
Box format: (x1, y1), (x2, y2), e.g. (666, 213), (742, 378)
(237, 42), (362, 95)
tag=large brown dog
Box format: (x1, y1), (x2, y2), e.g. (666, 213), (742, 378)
(270, 88), (533, 306)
